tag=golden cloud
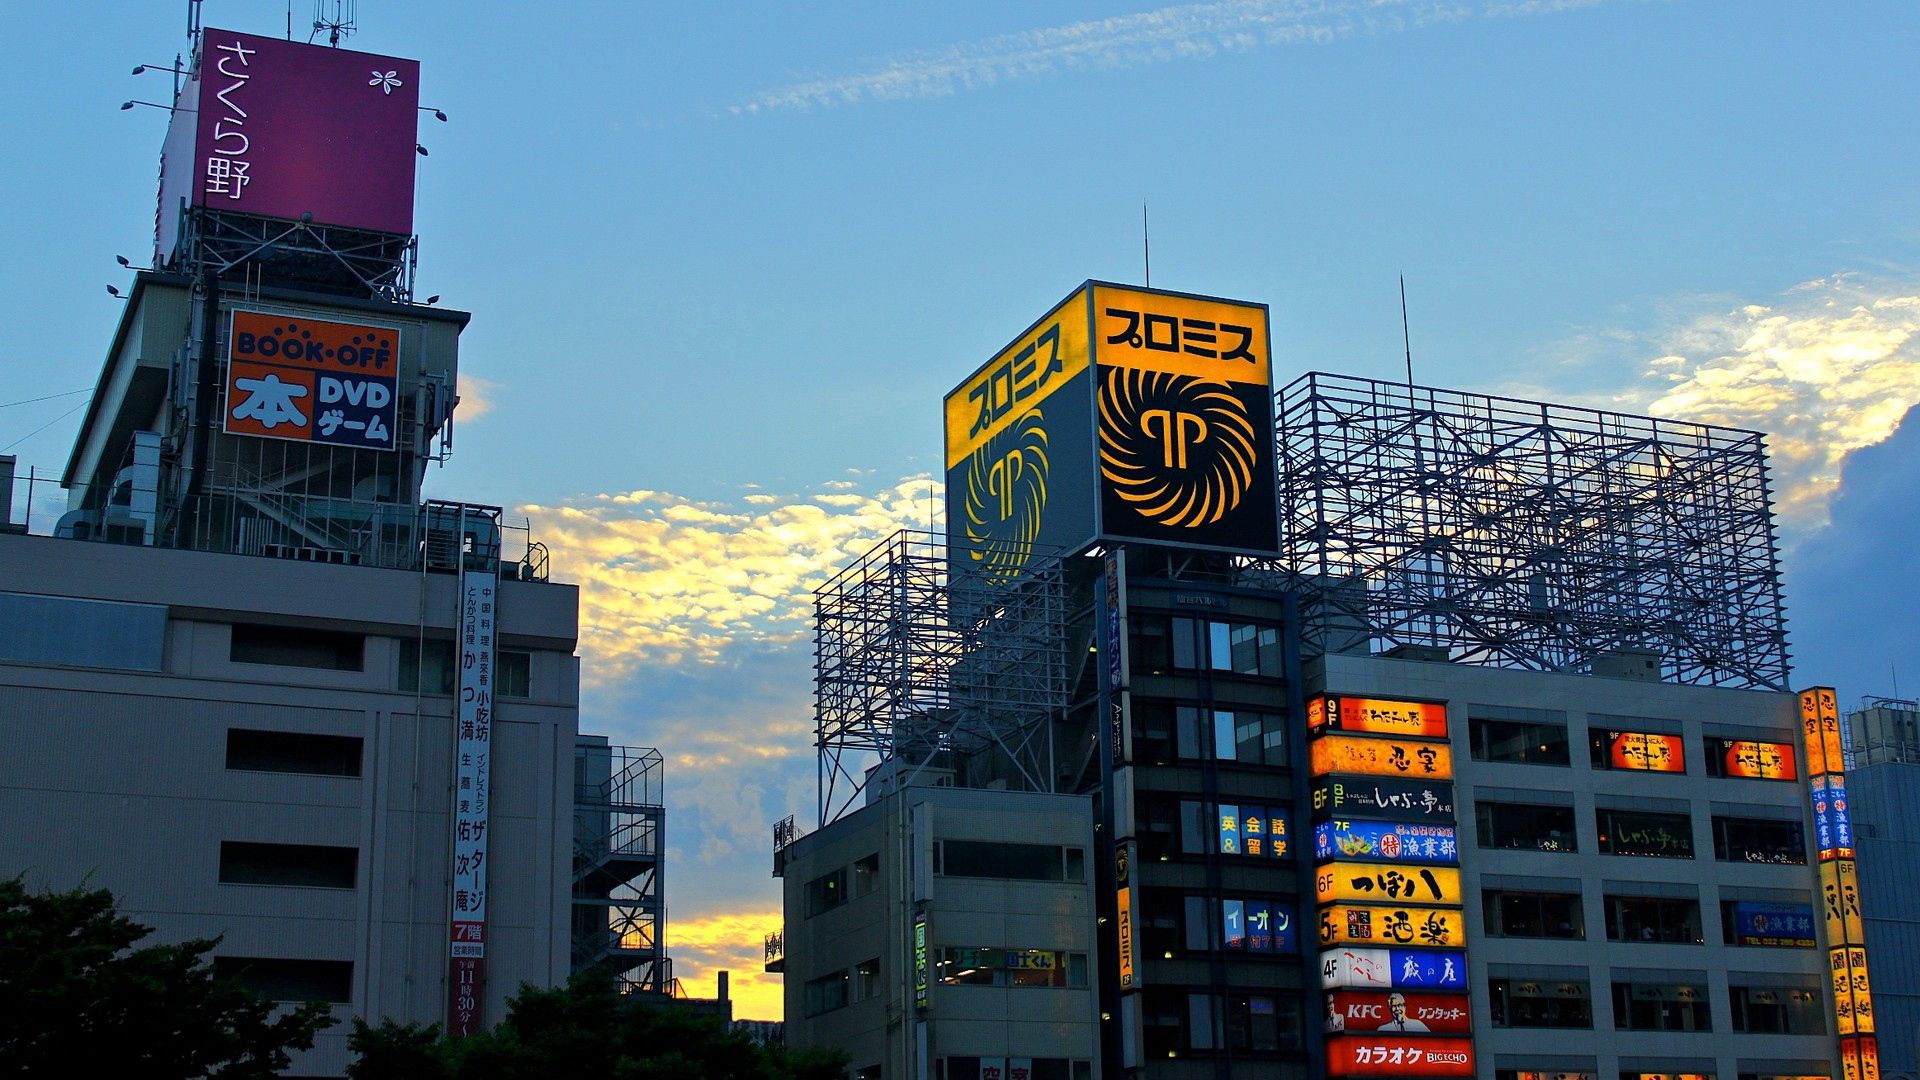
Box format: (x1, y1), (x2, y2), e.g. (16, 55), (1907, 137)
(521, 476), (941, 685)
(1601, 277), (1920, 528)
(668, 907), (786, 1022)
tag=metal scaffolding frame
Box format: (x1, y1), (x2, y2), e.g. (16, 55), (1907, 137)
(1275, 371), (1789, 689)
(812, 530), (1071, 826)
(573, 742), (669, 995)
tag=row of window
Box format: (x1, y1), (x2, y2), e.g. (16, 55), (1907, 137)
(1129, 616), (1286, 679)
(1484, 892), (1816, 948)
(1472, 717), (1798, 782)
(1136, 797), (1294, 862)
(938, 1058), (1091, 1080)
(229, 623), (534, 697)
(802, 957), (881, 1016)
(935, 948), (1089, 988)
(1142, 989), (1306, 1057)
(1488, 978), (1823, 1034)
(1132, 702), (1289, 766)
(933, 840), (1087, 883)
(803, 853), (879, 917)
(1477, 802), (1805, 863)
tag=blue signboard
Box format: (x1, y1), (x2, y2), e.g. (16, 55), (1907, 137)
(1314, 821), (1459, 865)
(1828, 774), (1854, 851)
(1223, 899), (1298, 954)
(1730, 902), (1817, 948)
(1389, 949), (1467, 990)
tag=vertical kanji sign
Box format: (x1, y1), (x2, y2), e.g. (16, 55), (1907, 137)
(449, 546), (496, 1035)
(1801, 686), (1878, 1080)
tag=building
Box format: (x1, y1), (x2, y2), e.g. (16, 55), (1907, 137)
(0, 22), (592, 1076)
(772, 282), (1860, 1080)
(1844, 697), (1920, 1077)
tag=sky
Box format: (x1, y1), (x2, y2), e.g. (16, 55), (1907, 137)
(4, 1), (1920, 1021)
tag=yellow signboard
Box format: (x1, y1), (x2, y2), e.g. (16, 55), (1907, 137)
(1822, 859), (1867, 946)
(1317, 903), (1467, 949)
(1116, 885), (1136, 989)
(1315, 862), (1463, 906)
(943, 287), (1092, 470)
(1833, 945), (1875, 1035)
(1089, 283), (1269, 386)
(1801, 687), (1845, 778)
(1309, 695), (1449, 739)
(1311, 735), (1453, 781)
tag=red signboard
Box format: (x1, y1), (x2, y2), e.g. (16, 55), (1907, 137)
(157, 28), (419, 261)
(1325, 991), (1471, 1034)
(1723, 739), (1797, 780)
(1309, 695), (1449, 739)
(1608, 732), (1685, 772)
(1326, 1035), (1475, 1077)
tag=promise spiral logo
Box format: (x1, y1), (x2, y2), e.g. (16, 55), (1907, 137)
(963, 410), (1049, 583)
(1099, 366), (1256, 528)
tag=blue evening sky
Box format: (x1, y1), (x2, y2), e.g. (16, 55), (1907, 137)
(5, 2), (1919, 1018)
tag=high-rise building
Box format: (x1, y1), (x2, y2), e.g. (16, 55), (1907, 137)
(772, 283), (1860, 1080)
(1843, 697), (1920, 1077)
(0, 23), (592, 1076)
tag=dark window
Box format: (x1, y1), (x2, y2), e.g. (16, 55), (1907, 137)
(803, 969), (849, 1016)
(230, 623), (364, 671)
(1712, 817), (1806, 864)
(1130, 615), (1174, 677)
(213, 957), (353, 1003)
(1165, 618), (1284, 677)
(1133, 699), (1175, 763)
(804, 868), (846, 916)
(225, 729), (363, 777)
(218, 841), (357, 889)
(854, 957), (881, 1001)
(1603, 895), (1702, 944)
(938, 840), (1083, 881)
(1596, 808), (1694, 858)
(0, 592), (166, 671)
(399, 639), (456, 693)
(1612, 981), (1711, 1031)
(1476, 802), (1577, 852)
(851, 853), (880, 898)
(1225, 992), (1302, 1052)
(1211, 709), (1287, 766)
(1729, 985), (1825, 1034)
(1483, 891), (1584, 938)
(933, 948), (1087, 988)
(1488, 978), (1592, 1028)
(498, 650), (531, 698)
(1470, 717), (1570, 765)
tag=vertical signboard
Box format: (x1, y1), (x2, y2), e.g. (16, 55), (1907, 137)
(224, 309), (401, 451)
(448, 543), (496, 1035)
(1116, 841), (1137, 990)
(913, 910), (929, 1011)
(157, 28), (420, 262)
(1801, 686), (1877, 1076)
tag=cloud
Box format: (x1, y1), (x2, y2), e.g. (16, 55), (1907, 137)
(522, 476), (939, 683)
(1596, 276), (1920, 529)
(668, 907), (785, 1021)
(456, 375), (497, 423)
(729, 0), (1605, 114)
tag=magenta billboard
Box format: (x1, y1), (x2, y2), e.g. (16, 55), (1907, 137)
(156, 28), (419, 261)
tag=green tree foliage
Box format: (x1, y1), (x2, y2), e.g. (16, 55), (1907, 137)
(348, 969), (845, 1080)
(0, 877), (335, 1077)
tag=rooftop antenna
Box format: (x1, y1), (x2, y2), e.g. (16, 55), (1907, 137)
(1399, 273), (1415, 390)
(312, 0), (357, 46)
(187, 0), (202, 41)
(1142, 203), (1151, 288)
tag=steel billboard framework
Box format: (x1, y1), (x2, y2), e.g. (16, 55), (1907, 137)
(1274, 371), (1789, 690)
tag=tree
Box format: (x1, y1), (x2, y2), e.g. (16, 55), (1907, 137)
(348, 969), (846, 1080)
(0, 877), (335, 1078)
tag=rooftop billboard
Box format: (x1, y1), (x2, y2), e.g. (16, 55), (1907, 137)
(157, 28), (420, 262)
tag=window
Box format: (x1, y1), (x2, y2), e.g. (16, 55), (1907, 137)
(1603, 895), (1702, 944)
(1612, 981), (1710, 1031)
(0, 592), (166, 671)
(804, 868), (845, 917)
(1590, 731), (1686, 773)
(1161, 617), (1285, 677)
(854, 957), (881, 1001)
(212, 957), (353, 1003)
(1470, 717), (1570, 765)
(1729, 985), (1825, 1034)
(1488, 978), (1592, 1028)
(218, 841), (358, 889)
(942, 1059), (1090, 1080)
(1483, 891), (1584, 938)
(933, 948), (1087, 988)
(937, 840), (1085, 881)
(1172, 990), (1304, 1053)
(1712, 817), (1806, 864)
(851, 853), (880, 898)
(230, 623), (364, 671)
(399, 639), (456, 693)
(1476, 802), (1577, 852)
(1596, 809), (1693, 858)
(1130, 614), (1174, 676)
(1226, 992), (1301, 1052)
(803, 970), (849, 1016)
(1211, 803), (1292, 858)
(498, 650), (531, 698)
(1163, 705), (1290, 765)
(225, 728), (363, 776)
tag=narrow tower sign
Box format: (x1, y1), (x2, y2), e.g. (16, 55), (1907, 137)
(449, 536), (497, 1036)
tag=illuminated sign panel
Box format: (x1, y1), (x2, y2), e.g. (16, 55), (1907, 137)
(157, 29), (419, 261)
(1312, 777), (1456, 822)
(1314, 821), (1458, 865)
(1216, 803), (1290, 858)
(1325, 991), (1471, 1034)
(1606, 731), (1685, 772)
(913, 911), (929, 1010)
(1840, 1036), (1881, 1080)
(1729, 902), (1816, 948)
(1326, 1035), (1475, 1077)
(1309, 696), (1448, 739)
(1316, 863), (1461, 907)
(1721, 739), (1797, 780)
(1813, 775), (1856, 859)
(1089, 284), (1278, 555)
(1321, 948), (1466, 990)
(943, 288), (1095, 583)
(1223, 898), (1297, 953)
(1116, 840), (1137, 989)
(224, 309), (400, 450)
(1311, 736), (1452, 780)
(1318, 904), (1466, 950)
(1803, 687), (1878, 1075)
(446, 563), (495, 1035)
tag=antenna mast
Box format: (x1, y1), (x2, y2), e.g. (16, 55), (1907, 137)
(1399, 274), (1415, 389)
(312, 0), (357, 46)
(1142, 203), (1151, 288)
